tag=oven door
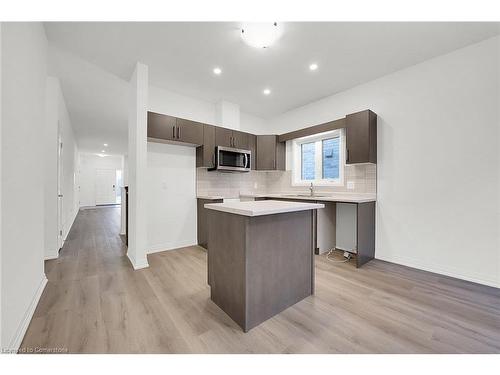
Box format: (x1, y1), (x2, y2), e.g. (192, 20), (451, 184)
(216, 146), (251, 172)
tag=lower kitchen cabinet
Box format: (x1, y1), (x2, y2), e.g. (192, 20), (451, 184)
(197, 198), (223, 249)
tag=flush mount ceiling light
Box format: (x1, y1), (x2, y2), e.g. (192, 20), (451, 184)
(309, 63), (318, 71)
(101, 150), (105, 153)
(263, 88), (271, 96)
(103, 143), (108, 147)
(241, 22), (283, 49)
(213, 67), (222, 75)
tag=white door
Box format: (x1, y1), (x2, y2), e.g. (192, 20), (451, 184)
(95, 169), (116, 205)
(57, 124), (64, 250)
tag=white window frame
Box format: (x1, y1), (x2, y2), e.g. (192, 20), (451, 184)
(291, 129), (345, 187)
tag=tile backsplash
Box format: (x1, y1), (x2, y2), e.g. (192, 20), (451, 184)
(197, 164), (376, 197)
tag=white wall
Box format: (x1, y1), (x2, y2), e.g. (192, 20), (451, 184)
(147, 142), (197, 252)
(79, 153), (123, 207)
(149, 84), (267, 134)
(1, 22), (48, 350)
(268, 36), (500, 288)
(149, 85), (216, 125)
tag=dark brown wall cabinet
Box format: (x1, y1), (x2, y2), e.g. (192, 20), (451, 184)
(345, 110), (377, 164)
(196, 124), (216, 168)
(256, 135), (285, 171)
(147, 111), (203, 145)
(215, 127), (249, 149)
(247, 134), (257, 170)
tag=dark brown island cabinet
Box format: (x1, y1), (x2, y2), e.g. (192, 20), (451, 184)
(256, 135), (285, 170)
(196, 197), (223, 249)
(205, 200), (323, 332)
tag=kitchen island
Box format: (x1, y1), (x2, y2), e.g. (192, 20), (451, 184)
(205, 200), (324, 332)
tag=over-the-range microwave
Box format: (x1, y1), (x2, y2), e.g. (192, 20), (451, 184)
(208, 146), (251, 172)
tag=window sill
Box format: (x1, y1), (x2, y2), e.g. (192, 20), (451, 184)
(291, 180), (343, 187)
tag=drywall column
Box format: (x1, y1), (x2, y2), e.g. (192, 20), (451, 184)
(215, 100), (240, 130)
(127, 62), (149, 269)
(0, 22), (3, 349)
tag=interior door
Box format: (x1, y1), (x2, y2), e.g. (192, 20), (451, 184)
(57, 125), (64, 250)
(95, 169), (116, 205)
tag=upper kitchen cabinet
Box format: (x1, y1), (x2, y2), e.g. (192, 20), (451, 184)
(147, 111), (176, 142)
(215, 127), (233, 148)
(256, 135), (285, 171)
(247, 134), (257, 170)
(196, 124), (216, 168)
(147, 111), (203, 145)
(176, 118), (204, 145)
(215, 127), (249, 149)
(345, 110), (377, 164)
(232, 130), (249, 149)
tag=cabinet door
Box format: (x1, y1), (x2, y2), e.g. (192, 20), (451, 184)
(247, 134), (257, 170)
(232, 130), (249, 149)
(346, 110), (377, 164)
(215, 127), (233, 147)
(147, 111), (176, 141)
(196, 124), (216, 168)
(256, 135), (277, 170)
(176, 118), (204, 145)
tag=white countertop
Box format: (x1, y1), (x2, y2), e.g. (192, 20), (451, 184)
(196, 195), (225, 200)
(204, 199), (325, 217)
(239, 192), (376, 204)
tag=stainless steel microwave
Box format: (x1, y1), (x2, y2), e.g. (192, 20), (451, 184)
(209, 146), (251, 172)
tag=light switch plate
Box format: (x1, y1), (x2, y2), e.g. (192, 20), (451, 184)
(346, 181), (355, 190)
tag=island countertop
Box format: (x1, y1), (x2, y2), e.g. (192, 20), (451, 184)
(204, 199), (324, 217)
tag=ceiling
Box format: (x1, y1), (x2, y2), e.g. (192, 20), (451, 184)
(44, 22), (500, 153)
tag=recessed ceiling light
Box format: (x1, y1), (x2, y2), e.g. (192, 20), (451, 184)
(101, 150), (105, 153)
(103, 143), (108, 147)
(241, 22), (283, 49)
(213, 67), (222, 75)
(263, 88), (271, 96)
(309, 63), (318, 71)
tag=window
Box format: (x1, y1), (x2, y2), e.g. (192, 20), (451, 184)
(292, 129), (344, 186)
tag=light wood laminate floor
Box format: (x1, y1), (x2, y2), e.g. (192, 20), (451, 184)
(21, 207), (500, 353)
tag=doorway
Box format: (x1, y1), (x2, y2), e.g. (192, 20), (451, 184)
(95, 169), (117, 205)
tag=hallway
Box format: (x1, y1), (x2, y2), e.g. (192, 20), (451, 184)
(20, 207), (500, 354)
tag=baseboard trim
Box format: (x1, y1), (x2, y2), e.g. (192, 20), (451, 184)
(44, 250), (59, 260)
(148, 241), (198, 254)
(376, 253), (500, 289)
(126, 251), (149, 270)
(62, 207), (79, 242)
(8, 275), (48, 351)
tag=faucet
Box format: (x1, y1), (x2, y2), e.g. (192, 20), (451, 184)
(309, 182), (314, 197)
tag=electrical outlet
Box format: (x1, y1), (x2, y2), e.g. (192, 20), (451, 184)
(346, 181), (355, 190)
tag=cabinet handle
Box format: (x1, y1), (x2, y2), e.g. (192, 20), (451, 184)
(231, 136), (233, 147)
(172, 126), (175, 139)
(347, 149), (350, 162)
(176, 126), (180, 139)
(212, 152), (215, 167)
